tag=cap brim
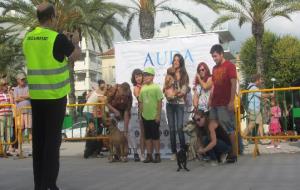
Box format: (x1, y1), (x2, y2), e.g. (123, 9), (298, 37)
(143, 72), (154, 76)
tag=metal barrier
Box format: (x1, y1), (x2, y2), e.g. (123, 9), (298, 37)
(62, 102), (109, 142)
(0, 104), (18, 157)
(237, 86), (300, 157)
(11, 102), (110, 159)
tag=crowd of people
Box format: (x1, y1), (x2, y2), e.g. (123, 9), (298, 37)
(81, 44), (240, 165)
(0, 73), (32, 156)
(0, 44), (285, 166)
(84, 44), (284, 165)
(10, 2), (295, 189)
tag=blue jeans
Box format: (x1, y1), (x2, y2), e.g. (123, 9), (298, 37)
(166, 103), (185, 153)
(205, 138), (231, 161)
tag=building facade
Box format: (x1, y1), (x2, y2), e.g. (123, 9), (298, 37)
(100, 48), (116, 85)
(74, 37), (101, 98)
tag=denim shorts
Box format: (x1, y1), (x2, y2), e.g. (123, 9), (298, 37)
(209, 106), (235, 134)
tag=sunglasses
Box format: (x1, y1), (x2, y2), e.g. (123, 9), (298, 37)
(193, 117), (203, 122)
(199, 69), (205, 72)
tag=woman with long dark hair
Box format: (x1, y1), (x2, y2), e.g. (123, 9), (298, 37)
(193, 111), (231, 165)
(164, 53), (189, 160)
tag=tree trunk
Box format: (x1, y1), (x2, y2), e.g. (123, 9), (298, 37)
(68, 60), (77, 121)
(68, 60), (76, 104)
(252, 22), (264, 76)
(139, 9), (155, 39)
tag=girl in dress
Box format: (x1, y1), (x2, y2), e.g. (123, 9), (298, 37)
(267, 98), (282, 149)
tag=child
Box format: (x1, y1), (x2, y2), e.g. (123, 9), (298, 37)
(131, 68), (144, 161)
(267, 98), (282, 149)
(139, 67), (163, 163)
(163, 67), (177, 102)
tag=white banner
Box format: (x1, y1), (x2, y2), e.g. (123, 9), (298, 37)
(115, 33), (219, 157)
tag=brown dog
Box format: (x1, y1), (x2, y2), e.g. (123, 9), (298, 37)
(108, 118), (128, 162)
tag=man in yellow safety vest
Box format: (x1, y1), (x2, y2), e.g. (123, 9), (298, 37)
(23, 2), (80, 190)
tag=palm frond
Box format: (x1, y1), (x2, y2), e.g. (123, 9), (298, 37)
(130, 0), (141, 9)
(191, 0), (221, 13)
(158, 6), (186, 28)
(238, 15), (250, 27)
(211, 14), (237, 30)
(154, 0), (171, 9)
(125, 12), (137, 40)
(159, 6), (206, 32)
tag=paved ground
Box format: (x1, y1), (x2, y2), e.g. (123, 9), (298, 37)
(1, 141), (300, 190)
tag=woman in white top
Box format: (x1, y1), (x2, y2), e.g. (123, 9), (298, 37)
(83, 80), (107, 121)
(192, 62), (212, 114)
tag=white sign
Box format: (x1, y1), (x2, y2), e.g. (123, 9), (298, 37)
(115, 33), (219, 157)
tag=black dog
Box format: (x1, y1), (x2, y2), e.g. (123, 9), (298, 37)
(176, 144), (190, 172)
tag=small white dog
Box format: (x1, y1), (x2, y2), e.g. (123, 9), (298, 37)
(183, 120), (200, 160)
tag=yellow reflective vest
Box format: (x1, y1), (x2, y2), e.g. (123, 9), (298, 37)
(23, 27), (70, 99)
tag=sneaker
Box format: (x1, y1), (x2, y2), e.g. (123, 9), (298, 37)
(143, 154), (153, 163)
(6, 152), (13, 157)
(266, 145), (275, 149)
(97, 153), (105, 158)
(243, 140), (249, 146)
(210, 160), (218, 166)
(226, 156), (237, 163)
(202, 155), (210, 162)
(140, 154), (145, 162)
(220, 153), (228, 164)
(170, 154), (176, 161)
(134, 153), (140, 162)
(275, 145), (281, 149)
(153, 153), (161, 163)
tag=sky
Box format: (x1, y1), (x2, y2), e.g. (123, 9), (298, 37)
(111, 0), (300, 54)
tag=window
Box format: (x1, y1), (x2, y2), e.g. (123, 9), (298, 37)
(90, 53), (98, 63)
(89, 71), (98, 82)
(76, 73), (86, 81)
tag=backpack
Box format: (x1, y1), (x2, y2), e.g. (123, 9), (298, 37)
(240, 84), (255, 115)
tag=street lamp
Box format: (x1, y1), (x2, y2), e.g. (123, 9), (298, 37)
(271, 78), (276, 89)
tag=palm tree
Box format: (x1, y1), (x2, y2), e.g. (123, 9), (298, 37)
(0, 0), (129, 105)
(0, 27), (24, 83)
(209, 0), (300, 75)
(126, 0), (219, 39)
